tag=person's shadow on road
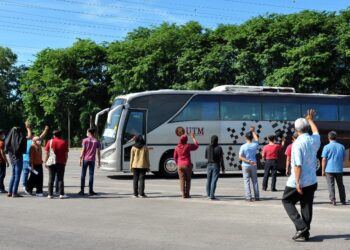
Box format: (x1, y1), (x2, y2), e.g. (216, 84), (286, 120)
(308, 234), (350, 242)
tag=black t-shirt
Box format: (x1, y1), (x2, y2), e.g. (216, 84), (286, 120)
(205, 145), (223, 165)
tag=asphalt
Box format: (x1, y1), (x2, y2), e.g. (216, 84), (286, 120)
(0, 149), (349, 250)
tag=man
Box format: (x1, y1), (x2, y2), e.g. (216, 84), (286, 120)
(45, 129), (69, 199)
(22, 123), (48, 194)
(239, 126), (260, 202)
(321, 131), (346, 206)
(282, 110), (320, 241)
(262, 135), (283, 192)
(78, 128), (101, 196)
(285, 133), (298, 176)
(0, 129), (9, 193)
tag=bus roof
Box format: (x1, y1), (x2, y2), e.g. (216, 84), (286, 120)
(115, 86), (350, 101)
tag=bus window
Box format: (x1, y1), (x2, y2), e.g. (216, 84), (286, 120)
(262, 103), (300, 121)
(220, 97), (261, 121)
(302, 104), (338, 121)
(172, 95), (219, 122)
(339, 105), (350, 121)
(123, 111), (145, 143)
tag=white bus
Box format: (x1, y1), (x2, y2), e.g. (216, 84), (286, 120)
(95, 85), (350, 177)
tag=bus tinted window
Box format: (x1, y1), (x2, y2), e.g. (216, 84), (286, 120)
(302, 104), (338, 121)
(339, 105), (350, 121)
(220, 97), (261, 121)
(172, 95), (219, 122)
(262, 103), (300, 121)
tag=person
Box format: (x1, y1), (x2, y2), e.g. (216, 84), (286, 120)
(0, 129), (9, 193)
(262, 135), (283, 192)
(22, 123), (48, 194)
(321, 131), (346, 206)
(285, 133), (298, 176)
(130, 135), (150, 198)
(282, 110), (320, 241)
(44, 129), (69, 199)
(205, 135), (225, 200)
(5, 127), (27, 197)
(239, 126), (260, 202)
(174, 133), (198, 198)
(78, 128), (101, 196)
(26, 136), (44, 196)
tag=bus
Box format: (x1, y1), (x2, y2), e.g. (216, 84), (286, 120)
(95, 85), (350, 177)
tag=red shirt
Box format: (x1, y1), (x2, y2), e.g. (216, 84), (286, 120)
(0, 141), (5, 164)
(285, 144), (293, 158)
(262, 144), (282, 160)
(45, 137), (69, 165)
(174, 142), (199, 167)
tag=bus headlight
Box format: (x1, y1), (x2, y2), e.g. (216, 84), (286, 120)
(102, 149), (116, 158)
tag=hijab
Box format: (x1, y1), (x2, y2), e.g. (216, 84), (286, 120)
(176, 135), (189, 156)
(134, 135), (145, 149)
(208, 135), (219, 161)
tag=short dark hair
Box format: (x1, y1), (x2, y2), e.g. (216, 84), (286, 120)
(245, 132), (253, 141)
(53, 129), (62, 138)
(268, 135), (275, 142)
(87, 128), (96, 135)
(328, 131), (337, 140)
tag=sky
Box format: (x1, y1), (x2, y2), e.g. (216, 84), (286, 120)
(0, 0), (349, 66)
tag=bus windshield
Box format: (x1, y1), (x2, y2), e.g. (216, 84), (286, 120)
(101, 105), (123, 148)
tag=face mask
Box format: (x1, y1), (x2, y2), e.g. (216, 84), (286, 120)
(36, 140), (42, 145)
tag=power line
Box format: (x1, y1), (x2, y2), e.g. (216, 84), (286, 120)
(224, 0), (307, 11)
(0, 20), (123, 39)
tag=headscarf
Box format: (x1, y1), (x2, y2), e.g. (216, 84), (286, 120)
(208, 135), (218, 161)
(5, 127), (26, 159)
(134, 135), (145, 149)
(176, 135), (189, 155)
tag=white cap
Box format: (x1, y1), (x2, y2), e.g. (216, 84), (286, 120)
(294, 118), (309, 132)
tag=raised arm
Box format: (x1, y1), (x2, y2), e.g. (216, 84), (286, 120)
(25, 122), (32, 139)
(190, 133), (199, 150)
(39, 126), (49, 140)
(250, 126), (259, 142)
(306, 109), (319, 134)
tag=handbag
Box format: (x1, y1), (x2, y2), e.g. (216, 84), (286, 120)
(46, 139), (56, 166)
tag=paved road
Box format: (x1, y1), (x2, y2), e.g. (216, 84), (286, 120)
(0, 150), (349, 250)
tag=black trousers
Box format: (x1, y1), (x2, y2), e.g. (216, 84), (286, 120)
(282, 183), (317, 231)
(48, 164), (65, 196)
(133, 168), (146, 196)
(26, 164), (43, 194)
(263, 159), (278, 190)
(0, 163), (6, 191)
(326, 173), (346, 203)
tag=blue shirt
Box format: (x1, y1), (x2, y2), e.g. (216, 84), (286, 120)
(22, 139), (32, 162)
(321, 141), (345, 173)
(287, 133), (320, 188)
(239, 141), (259, 167)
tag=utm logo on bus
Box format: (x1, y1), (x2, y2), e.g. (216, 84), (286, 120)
(175, 126), (204, 136)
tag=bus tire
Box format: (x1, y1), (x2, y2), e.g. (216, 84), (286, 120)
(159, 151), (178, 178)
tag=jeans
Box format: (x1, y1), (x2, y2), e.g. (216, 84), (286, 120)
(177, 165), (192, 198)
(81, 160), (95, 193)
(242, 165), (259, 200)
(26, 164), (43, 194)
(21, 160), (30, 188)
(133, 168), (146, 196)
(8, 159), (23, 194)
(326, 173), (346, 203)
(206, 163), (220, 199)
(282, 183), (317, 231)
(0, 163), (6, 191)
(263, 159), (278, 190)
(48, 164), (65, 196)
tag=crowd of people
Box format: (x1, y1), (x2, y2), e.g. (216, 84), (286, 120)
(0, 109), (347, 241)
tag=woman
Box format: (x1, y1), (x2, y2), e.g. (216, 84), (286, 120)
(174, 133), (198, 198)
(205, 135), (225, 200)
(5, 127), (27, 197)
(130, 135), (150, 198)
(26, 136), (44, 196)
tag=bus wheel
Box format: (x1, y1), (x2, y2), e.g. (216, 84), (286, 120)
(160, 152), (178, 178)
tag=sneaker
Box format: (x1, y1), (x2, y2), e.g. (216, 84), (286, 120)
(47, 195), (53, 199)
(24, 189), (30, 195)
(36, 193), (44, 197)
(140, 194), (147, 198)
(59, 195), (68, 199)
(77, 191), (85, 196)
(7, 193), (12, 197)
(88, 191), (98, 196)
(132, 195), (139, 198)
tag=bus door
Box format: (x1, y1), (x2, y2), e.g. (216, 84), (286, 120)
(121, 109), (147, 171)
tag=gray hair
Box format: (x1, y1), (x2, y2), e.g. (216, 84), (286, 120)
(294, 118), (309, 133)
